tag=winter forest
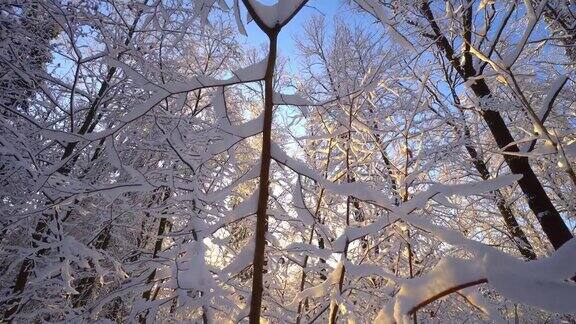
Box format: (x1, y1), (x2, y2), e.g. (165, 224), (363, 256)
(1, 0), (576, 322)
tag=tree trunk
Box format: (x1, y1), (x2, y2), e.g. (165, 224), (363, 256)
(421, 1), (573, 250)
(72, 227), (112, 308)
(463, 138), (537, 260)
(296, 140), (333, 324)
(248, 29), (278, 324)
(472, 82), (573, 250)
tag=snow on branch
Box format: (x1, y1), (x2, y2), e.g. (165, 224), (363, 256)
(222, 238), (255, 278)
(204, 190), (259, 235)
(271, 141), (396, 210)
(273, 92), (312, 106)
(538, 75), (569, 122)
(291, 177), (316, 226)
(81, 59), (268, 142)
(243, 0), (308, 29)
(203, 114), (264, 161)
(197, 164), (260, 203)
(273, 140), (524, 253)
(501, 0), (547, 68)
(332, 174), (523, 252)
(353, 0), (416, 52)
(287, 262), (344, 308)
(376, 238), (576, 323)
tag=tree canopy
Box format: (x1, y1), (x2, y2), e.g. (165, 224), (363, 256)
(1, 1), (575, 323)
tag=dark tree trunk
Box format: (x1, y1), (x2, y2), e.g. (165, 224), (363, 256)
(421, 1), (573, 250)
(248, 29), (278, 324)
(463, 136), (536, 260)
(72, 227), (112, 308)
(471, 81), (573, 250)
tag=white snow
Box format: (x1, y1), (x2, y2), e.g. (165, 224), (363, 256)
(245, 0), (307, 28)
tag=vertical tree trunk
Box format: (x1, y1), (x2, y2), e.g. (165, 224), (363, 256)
(428, 83), (537, 259)
(328, 101), (357, 324)
(72, 227), (112, 308)
(248, 29), (278, 324)
(421, 1), (573, 250)
(296, 140), (333, 324)
(472, 84), (573, 250)
(136, 189), (172, 322)
(463, 137), (537, 260)
(72, 146), (117, 308)
(3, 212), (52, 319)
